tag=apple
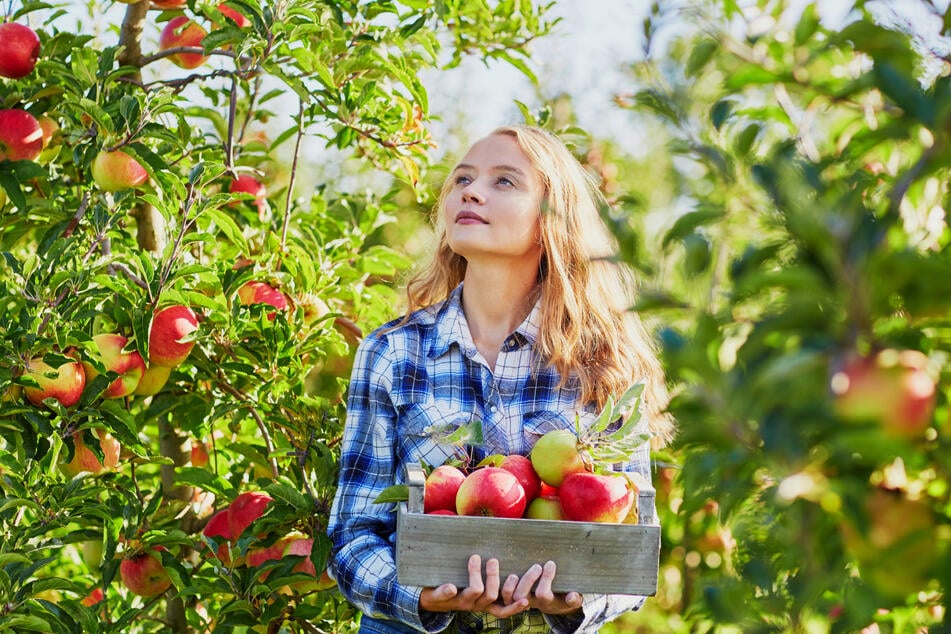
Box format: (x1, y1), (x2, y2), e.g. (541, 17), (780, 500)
(559, 472), (634, 523)
(530, 429), (589, 487)
(151, 0), (187, 7)
(237, 281), (289, 319)
(426, 509), (457, 515)
(218, 3), (250, 28)
(82, 333), (146, 399)
(191, 438), (210, 467)
(227, 174), (267, 218)
(228, 490), (273, 538)
(159, 17), (208, 69)
(297, 292), (330, 326)
(247, 534), (316, 575)
(37, 115), (59, 148)
(81, 540), (104, 571)
(832, 348), (936, 438)
(423, 464), (466, 514)
(498, 454), (541, 501)
(119, 547), (172, 597)
(202, 508), (233, 565)
(539, 482), (559, 498)
(0, 23), (40, 79)
(133, 365), (173, 396)
(61, 428), (121, 476)
(23, 357), (86, 408)
(91, 150), (149, 191)
(148, 304), (198, 367)
(0, 109), (44, 162)
(455, 467), (526, 518)
(81, 587), (105, 607)
(524, 495), (564, 521)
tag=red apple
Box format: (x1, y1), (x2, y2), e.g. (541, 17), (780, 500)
(82, 333), (146, 399)
(247, 534), (315, 575)
(832, 348), (936, 438)
(37, 116), (59, 149)
(237, 281), (289, 319)
(61, 428), (121, 476)
(119, 547), (172, 597)
(530, 429), (588, 487)
(158, 17), (208, 69)
(559, 472), (635, 523)
(228, 490), (273, 538)
(191, 439), (210, 467)
(148, 304), (198, 367)
(81, 587), (105, 607)
(23, 357), (86, 408)
(91, 150), (148, 191)
(524, 495), (564, 521)
(539, 482), (559, 498)
(426, 509), (457, 515)
(0, 23), (40, 79)
(227, 174), (267, 218)
(498, 454), (541, 501)
(0, 109), (44, 162)
(202, 508), (233, 565)
(423, 464), (466, 514)
(218, 3), (250, 28)
(133, 365), (172, 396)
(151, 0), (187, 7)
(455, 467), (526, 518)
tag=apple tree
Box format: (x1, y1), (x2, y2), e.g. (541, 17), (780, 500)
(0, 0), (554, 632)
(601, 0), (950, 631)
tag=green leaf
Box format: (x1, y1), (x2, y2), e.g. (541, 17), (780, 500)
(373, 484), (409, 504)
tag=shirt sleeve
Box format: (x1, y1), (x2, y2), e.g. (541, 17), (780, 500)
(327, 332), (454, 633)
(543, 415), (656, 633)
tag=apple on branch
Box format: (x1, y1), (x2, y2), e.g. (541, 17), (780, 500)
(0, 109), (44, 162)
(91, 149), (149, 192)
(119, 546), (172, 598)
(0, 23), (40, 79)
(237, 281), (290, 319)
(455, 467), (527, 518)
(202, 508), (234, 565)
(217, 3), (250, 28)
(228, 490), (273, 538)
(23, 356), (86, 408)
(159, 16), (209, 69)
(148, 304), (199, 368)
(227, 174), (268, 220)
(61, 428), (121, 477)
(82, 333), (146, 399)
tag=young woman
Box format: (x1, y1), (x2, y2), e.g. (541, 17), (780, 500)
(328, 125), (674, 633)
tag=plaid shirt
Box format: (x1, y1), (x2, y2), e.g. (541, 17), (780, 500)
(328, 284), (655, 633)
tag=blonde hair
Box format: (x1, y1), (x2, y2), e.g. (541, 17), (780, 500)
(404, 125), (674, 446)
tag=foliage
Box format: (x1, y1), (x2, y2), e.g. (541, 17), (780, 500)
(0, 1), (554, 632)
(601, 0), (951, 631)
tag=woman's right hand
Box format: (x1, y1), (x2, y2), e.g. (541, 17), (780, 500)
(419, 554), (530, 618)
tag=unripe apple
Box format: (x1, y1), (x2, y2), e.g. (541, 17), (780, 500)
(119, 547), (172, 597)
(455, 467), (527, 518)
(530, 429), (588, 487)
(0, 109), (44, 162)
(297, 293), (330, 326)
(159, 17), (208, 69)
(148, 304), (198, 367)
(0, 23), (40, 79)
(81, 539), (104, 571)
(227, 174), (267, 218)
(228, 490), (273, 538)
(423, 464), (466, 514)
(91, 150), (148, 192)
(23, 357), (86, 408)
(524, 495), (564, 521)
(559, 472), (635, 523)
(61, 428), (121, 476)
(133, 364), (172, 395)
(82, 333), (146, 398)
(36, 115), (61, 162)
(238, 281), (289, 319)
(832, 348), (936, 439)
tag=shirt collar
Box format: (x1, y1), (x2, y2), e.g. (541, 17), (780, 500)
(428, 283), (541, 359)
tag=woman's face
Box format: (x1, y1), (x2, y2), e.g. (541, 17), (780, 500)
(443, 133), (544, 269)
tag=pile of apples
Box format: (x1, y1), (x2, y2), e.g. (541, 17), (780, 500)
(423, 429), (642, 525)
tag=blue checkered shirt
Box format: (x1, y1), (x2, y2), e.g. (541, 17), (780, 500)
(328, 284), (655, 633)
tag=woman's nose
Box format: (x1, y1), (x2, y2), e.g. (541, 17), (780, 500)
(462, 183), (483, 203)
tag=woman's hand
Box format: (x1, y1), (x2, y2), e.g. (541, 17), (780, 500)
(419, 556), (582, 618)
(500, 560), (583, 615)
(419, 555), (530, 618)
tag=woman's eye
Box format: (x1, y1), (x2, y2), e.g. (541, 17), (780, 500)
(497, 176), (514, 186)
(454, 175), (471, 185)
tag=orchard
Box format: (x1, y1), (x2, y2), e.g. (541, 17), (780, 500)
(0, 1), (949, 633)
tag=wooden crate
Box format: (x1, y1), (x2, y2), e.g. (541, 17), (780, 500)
(395, 465), (660, 595)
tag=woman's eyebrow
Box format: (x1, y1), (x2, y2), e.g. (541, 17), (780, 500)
(453, 163), (527, 175)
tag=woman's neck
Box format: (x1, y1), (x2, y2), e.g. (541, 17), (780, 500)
(460, 264), (538, 368)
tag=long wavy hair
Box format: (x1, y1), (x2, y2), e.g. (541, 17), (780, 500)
(403, 125), (674, 446)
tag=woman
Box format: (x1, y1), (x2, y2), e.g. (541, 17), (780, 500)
(328, 125), (674, 633)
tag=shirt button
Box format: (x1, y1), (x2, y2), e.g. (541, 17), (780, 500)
(490, 406), (498, 413)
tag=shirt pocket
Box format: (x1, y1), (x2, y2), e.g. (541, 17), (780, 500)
(397, 401), (476, 470)
(522, 409), (603, 450)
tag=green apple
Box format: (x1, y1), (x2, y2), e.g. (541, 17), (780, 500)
(530, 429), (588, 487)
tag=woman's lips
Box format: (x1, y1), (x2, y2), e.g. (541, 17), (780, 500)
(455, 210), (487, 223)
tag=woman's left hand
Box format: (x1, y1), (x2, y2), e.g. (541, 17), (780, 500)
(500, 560), (583, 615)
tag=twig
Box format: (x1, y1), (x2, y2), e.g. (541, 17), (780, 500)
(279, 98), (306, 256)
